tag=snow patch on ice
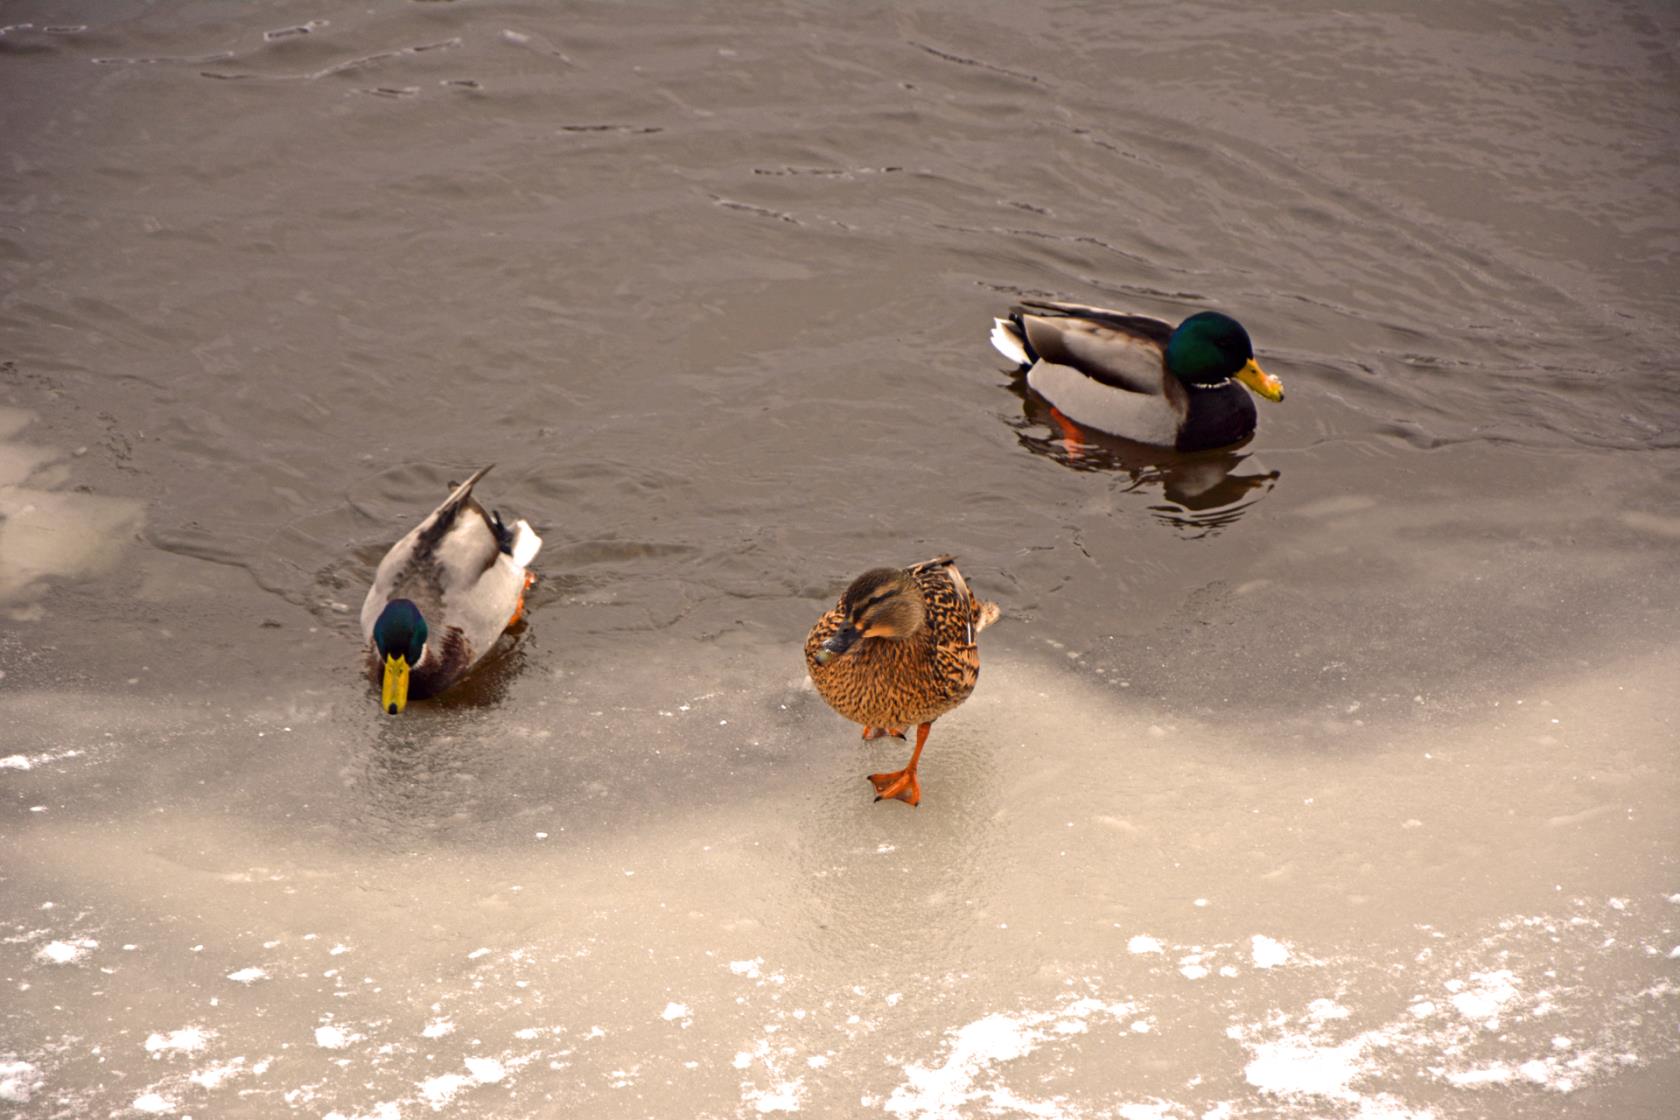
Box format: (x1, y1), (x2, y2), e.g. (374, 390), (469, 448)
(1306, 999), (1350, 1022)
(0, 1060), (43, 1104)
(1127, 935), (1163, 955)
(661, 1001), (692, 1024)
(35, 937), (96, 964)
(1251, 935), (1291, 969)
(464, 1056), (505, 1083)
(883, 995), (1136, 1118)
(733, 1034), (807, 1114)
(744, 1079), (804, 1113)
(1443, 1061), (1516, 1087)
(226, 966), (267, 984)
(189, 1057), (246, 1089)
(418, 1072), (472, 1109)
(1446, 970), (1518, 1029)
(132, 1091), (175, 1113)
(316, 1023), (362, 1049)
(1242, 1032), (1373, 1100)
(418, 1055), (512, 1110)
(0, 748), (83, 770)
(145, 1026), (211, 1056)
(421, 1017), (455, 1038)
(730, 957), (764, 979)
(1229, 905), (1680, 1109)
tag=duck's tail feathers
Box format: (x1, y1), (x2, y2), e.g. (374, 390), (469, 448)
(441, 464), (494, 511)
(989, 317), (1033, 368)
(509, 519), (542, 569)
(418, 464), (496, 551)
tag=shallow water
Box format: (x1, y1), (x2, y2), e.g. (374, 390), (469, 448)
(2, 1), (1678, 1117)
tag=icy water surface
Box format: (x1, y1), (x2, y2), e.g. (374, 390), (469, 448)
(3, 0), (1678, 1117)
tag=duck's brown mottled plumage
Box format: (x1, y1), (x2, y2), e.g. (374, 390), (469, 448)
(805, 556), (1000, 805)
(805, 557), (989, 725)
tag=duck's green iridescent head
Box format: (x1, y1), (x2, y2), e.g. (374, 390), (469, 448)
(1165, 311), (1284, 401)
(372, 599), (428, 715)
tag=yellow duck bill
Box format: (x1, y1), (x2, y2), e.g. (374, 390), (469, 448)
(381, 654), (412, 715)
(1235, 358), (1285, 402)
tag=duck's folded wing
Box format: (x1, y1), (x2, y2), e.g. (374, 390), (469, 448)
(1016, 307), (1170, 397)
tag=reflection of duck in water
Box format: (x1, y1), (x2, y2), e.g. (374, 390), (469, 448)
(805, 557), (1001, 807)
(1009, 379), (1279, 526)
(990, 299), (1284, 451)
(361, 466), (542, 714)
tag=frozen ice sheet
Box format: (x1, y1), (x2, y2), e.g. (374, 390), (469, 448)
(2, 643), (1676, 1117)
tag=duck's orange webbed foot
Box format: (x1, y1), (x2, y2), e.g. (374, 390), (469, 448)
(867, 767), (921, 806)
(507, 570), (536, 628)
(861, 726), (908, 741)
(866, 722), (931, 807)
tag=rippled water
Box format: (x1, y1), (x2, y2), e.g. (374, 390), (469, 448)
(3, 1), (1677, 1117)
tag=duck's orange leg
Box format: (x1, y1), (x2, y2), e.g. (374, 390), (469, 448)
(861, 726), (908, 741)
(868, 721), (931, 806)
(1049, 406), (1087, 461)
(507, 570), (536, 628)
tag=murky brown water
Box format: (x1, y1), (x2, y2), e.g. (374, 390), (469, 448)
(3, 1), (1678, 1117)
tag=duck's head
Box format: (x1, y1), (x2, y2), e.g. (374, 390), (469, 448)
(1166, 312), (1284, 402)
(814, 568), (927, 664)
(371, 599), (428, 715)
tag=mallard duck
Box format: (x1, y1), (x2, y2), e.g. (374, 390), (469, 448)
(804, 556), (1000, 806)
(360, 465), (542, 714)
(989, 299), (1284, 451)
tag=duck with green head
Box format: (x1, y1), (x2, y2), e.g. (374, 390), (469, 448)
(361, 465), (542, 714)
(990, 299), (1284, 451)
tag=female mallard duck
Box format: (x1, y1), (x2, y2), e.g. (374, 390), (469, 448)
(805, 556), (1000, 806)
(360, 465), (542, 714)
(989, 299), (1284, 451)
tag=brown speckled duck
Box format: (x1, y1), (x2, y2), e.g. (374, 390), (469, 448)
(804, 556), (1001, 806)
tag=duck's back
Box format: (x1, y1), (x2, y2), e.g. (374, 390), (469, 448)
(910, 557), (985, 701)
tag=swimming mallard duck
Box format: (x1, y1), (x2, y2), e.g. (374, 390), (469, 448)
(990, 299), (1284, 451)
(360, 465), (542, 714)
(805, 556), (1001, 806)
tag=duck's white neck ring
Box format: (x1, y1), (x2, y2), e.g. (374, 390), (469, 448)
(1190, 377), (1234, 391)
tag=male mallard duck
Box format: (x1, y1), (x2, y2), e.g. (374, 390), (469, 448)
(360, 465), (542, 714)
(804, 556), (1001, 806)
(989, 299), (1284, 451)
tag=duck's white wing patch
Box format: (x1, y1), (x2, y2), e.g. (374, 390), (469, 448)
(1027, 360), (1181, 445)
(509, 519), (542, 569)
(989, 318), (1031, 366)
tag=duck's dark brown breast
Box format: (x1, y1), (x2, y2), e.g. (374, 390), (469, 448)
(1175, 382), (1258, 452)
